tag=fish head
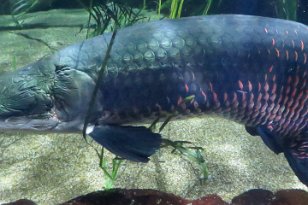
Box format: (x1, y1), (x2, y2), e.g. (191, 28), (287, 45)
(0, 60), (58, 132)
(0, 56), (100, 133)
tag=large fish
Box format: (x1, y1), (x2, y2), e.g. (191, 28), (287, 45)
(0, 15), (307, 186)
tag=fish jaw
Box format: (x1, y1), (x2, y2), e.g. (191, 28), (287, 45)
(0, 115), (59, 131)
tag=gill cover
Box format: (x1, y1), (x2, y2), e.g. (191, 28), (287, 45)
(0, 59), (54, 118)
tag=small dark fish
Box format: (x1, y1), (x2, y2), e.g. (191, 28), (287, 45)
(0, 15), (307, 186)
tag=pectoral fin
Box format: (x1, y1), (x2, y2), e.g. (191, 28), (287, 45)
(89, 125), (162, 162)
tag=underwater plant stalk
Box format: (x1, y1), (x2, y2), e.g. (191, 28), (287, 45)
(169, 0), (175, 18)
(162, 139), (209, 182)
(84, 0), (93, 39)
(143, 0), (146, 9)
(169, 0), (185, 19)
(169, 0), (177, 18)
(202, 0), (213, 15)
(276, 0), (297, 20)
(157, 0), (162, 16)
(177, 0), (184, 18)
(12, 56), (17, 71)
(10, 0), (39, 27)
(98, 147), (123, 189)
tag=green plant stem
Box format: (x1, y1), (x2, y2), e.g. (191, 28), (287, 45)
(99, 149), (113, 180)
(177, 0), (184, 18)
(162, 139), (209, 182)
(169, 0), (185, 19)
(203, 0), (212, 15)
(276, 0), (297, 20)
(85, 0), (93, 38)
(98, 148), (123, 189)
(157, 0), (162, 15)
(169, 0), (176, 18)
(143, 0), (147, 9)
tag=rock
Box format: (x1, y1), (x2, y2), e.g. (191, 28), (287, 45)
(272, 189), (308, 205)
(231, 189), (308, 205)
(2, 199), (37, 205)
(60, 189), (191, 205)
(60, 189), (228, 205)
(4, 189), (308, 205)
(194, 195), (228, 205)
(231, 189), (274, 205)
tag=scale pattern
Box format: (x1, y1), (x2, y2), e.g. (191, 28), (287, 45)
(96, 16), (307, 143)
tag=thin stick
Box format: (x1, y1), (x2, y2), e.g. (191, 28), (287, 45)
(82, 30), (118, 140)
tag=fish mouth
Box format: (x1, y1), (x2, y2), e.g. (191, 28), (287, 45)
(0, 113), (60, 132)
(0, 107), (91, 133)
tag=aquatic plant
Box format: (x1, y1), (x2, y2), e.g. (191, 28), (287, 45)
(157, 0), (162, 15)
(9, 0), (39, 27)
(150, 116), (209, 183)
(157, 0), (214, 18)
(169, 0), (185, 19)
(97, 147), (123, 189)
(162, 139), (209, 182)
(275, 0), (297, 20)
(6, 0), (58, 26)
(11, 56), (17, 71)
(79, 0), (146, 37)
(202, 0), (213, 15)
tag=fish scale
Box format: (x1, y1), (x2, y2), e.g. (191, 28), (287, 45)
(87, 15), (307, 184)
(99, 17), (307, 140)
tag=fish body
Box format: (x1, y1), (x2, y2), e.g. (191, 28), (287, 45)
(0, 15), (307, 185)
